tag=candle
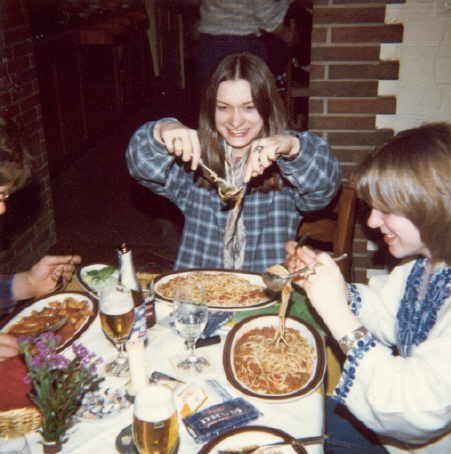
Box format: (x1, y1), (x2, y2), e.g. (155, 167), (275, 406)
(126, 340), (148, 395)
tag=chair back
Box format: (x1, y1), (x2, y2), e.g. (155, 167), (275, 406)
(298, 184), (357, 281)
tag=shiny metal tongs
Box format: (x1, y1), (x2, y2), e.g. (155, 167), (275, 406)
(262, 253), (348, 293)
(198, 160), (244, 201)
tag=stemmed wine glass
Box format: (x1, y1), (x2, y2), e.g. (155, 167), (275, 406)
(99, 284), (135, 377)
(173, 285), (209, 373)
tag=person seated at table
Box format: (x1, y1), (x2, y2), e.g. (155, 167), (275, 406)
(286, 122), (451, 453)
(0, 115), (81, 361)
(126, 52), (340, 273)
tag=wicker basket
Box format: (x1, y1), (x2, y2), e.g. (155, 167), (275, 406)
(0, 406), (41, 438)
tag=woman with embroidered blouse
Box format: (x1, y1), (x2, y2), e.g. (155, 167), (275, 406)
(126, 52), (340, 273)
(286, 123), (451, 454)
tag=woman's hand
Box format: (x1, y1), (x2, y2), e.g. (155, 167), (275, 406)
(155, 120), (201, 171)
(0, 334), (19, 361)
(12, 255), (82, 301)
(285, 246), (361, 340)
(244, 134), (299, 182)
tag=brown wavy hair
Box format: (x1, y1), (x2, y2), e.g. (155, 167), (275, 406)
(197, 52), (289, 192)
(0, 116), (31, 192)
(354, 122), (451, 264)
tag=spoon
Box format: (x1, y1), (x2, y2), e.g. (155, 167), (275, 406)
(199, 160), (243, 201)
(262, 253), (348, 292)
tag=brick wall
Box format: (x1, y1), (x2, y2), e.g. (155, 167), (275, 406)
(309, 0), (404, 283)
(0, 0), (55, 272)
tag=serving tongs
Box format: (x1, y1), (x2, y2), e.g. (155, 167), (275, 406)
(199, 160), (243, 202)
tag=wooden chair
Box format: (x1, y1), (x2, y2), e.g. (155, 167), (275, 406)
(298, 183), (357, 281)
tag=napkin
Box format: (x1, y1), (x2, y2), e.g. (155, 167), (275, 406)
(0, 355), (33, 411)
(201, 311), (232, 338)
(183, 397), (261, 444)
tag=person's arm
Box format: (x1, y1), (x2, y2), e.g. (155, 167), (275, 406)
(290, 249), (451, 444)
(0, 334), (19, 361)
(12, 255), (81, 301)
(126, 119), (197, 206)
(281, 131), (341, 211)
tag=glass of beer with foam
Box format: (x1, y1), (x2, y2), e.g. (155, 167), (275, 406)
(133, 385), (179, 454)
(99, 284), (135, 377)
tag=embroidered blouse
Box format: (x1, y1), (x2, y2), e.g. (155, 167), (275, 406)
(334, 259), (451, 454)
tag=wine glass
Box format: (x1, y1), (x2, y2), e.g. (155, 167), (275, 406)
(172, 285), (209, 373)
(99, 284), (135, 377)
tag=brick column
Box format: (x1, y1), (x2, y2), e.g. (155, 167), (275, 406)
(0, 0), (56, 272)
(309, 0), (404, 282)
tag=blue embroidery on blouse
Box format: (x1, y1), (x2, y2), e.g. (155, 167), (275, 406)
(348, 283), (362, 315)
(396, 259), (451, 357)
(333, 334), (377, 404)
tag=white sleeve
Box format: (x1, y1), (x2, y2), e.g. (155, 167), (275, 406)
(334, 264), (451, 445)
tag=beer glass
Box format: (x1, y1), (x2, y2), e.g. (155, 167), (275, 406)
(173, 285), (209, 372)
(99, 284), (135, 377)
(133, 385), (179, 454)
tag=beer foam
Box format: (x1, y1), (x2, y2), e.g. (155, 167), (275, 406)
(134, 385), (175, 421)
(100, 292), (134, 315)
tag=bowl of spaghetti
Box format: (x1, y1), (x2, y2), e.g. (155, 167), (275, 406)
(223, 315), (326, 401)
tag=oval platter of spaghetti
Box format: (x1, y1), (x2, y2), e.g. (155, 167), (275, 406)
(223, 315), (326, 402)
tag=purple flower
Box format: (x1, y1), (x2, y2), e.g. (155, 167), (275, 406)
(72, 343), (89, 360)
(31, 352), (46, 369)
(23, 374), (32, 385)
(48, 354), (70, 370)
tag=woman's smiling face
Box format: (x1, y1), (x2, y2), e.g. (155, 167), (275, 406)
(367, 208), (430, 259)
(215, 79), (264, 155)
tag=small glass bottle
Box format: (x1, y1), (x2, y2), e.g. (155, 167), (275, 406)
(117, 243), (146, 342)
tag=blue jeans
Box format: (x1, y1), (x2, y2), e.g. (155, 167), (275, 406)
(325, 398), (389, 454)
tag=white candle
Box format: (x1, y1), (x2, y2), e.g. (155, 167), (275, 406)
(126, 340), (148, 394)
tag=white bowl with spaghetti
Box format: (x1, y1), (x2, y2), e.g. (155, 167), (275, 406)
(223, 315), (326, 402)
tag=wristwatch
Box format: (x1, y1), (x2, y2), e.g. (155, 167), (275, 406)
(338, 326), (369, 354)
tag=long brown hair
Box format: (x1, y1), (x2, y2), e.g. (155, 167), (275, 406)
(354, 122), (451, 264)
(197, 52), (289, 192)
(0, 116), (31, 191)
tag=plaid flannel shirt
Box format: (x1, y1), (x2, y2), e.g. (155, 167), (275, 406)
(0, 273), (15, 316)
(126, 120), (340, 273)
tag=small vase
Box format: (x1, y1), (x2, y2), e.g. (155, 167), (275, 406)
(42, 439), (62, 454)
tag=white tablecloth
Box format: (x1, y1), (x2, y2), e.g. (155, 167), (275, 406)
(25, 301), (325, 453)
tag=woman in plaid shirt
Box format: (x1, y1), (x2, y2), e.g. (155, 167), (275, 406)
(127, 53), (340, 272)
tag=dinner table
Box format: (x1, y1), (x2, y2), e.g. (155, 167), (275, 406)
(18, 272), (327, 454)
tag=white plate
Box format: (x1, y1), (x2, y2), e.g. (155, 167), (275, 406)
(154, 269), (276, 312)
(0, 291), (97, 352)
(223, 315), (326, 402)
(78, 264), (119, 296)
(199, 425), (307, 453)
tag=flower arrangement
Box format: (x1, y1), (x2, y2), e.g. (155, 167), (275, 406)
(19, 333), (103, 447)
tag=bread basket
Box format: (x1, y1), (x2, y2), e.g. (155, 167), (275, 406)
(0, 406), (41, 438)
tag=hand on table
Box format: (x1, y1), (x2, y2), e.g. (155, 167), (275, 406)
(12, 255), (82, 301)
(244, 135), (300, 183)
(0, 334), (19, 361)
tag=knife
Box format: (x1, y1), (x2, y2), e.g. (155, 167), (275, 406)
(196, 335), (221, 348)
(216, 434), (326, 454)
